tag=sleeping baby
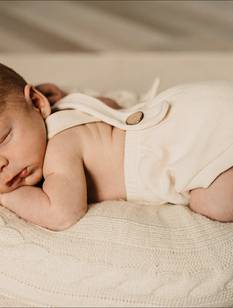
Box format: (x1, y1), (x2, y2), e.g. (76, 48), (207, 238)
(0, 62), (233, 231)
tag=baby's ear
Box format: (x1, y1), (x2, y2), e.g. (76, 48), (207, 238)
(24, 84), (51, 119)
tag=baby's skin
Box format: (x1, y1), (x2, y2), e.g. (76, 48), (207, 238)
(0, 83), (233, 231)
(0, 83), (126, 231)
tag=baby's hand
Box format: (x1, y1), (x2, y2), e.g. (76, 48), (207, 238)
(35, 83), (67, 105)
(35, 83), (122, 110)
(96, 96), (122, 109)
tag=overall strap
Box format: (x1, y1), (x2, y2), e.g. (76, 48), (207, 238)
(45, 109), (101, 139)
(45, 77), (170, 138)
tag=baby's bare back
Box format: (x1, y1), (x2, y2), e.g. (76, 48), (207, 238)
(64, 122), (127, 204)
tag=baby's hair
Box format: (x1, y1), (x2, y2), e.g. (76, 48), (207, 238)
(0, 63), (27, 112)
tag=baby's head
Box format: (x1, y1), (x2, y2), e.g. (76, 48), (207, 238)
(0, 63), (51, 193)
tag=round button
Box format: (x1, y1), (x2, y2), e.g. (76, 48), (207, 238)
(126, 111), (144, 125)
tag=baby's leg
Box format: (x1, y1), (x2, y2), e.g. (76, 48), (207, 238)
(189, 167), (233, 222)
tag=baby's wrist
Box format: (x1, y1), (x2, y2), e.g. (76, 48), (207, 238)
(0, 192), (6, 205)
(0, 191), (14, 206)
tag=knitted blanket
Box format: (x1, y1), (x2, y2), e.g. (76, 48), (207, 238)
(0, 202), (233, 307)
(0, 87), (233, 307)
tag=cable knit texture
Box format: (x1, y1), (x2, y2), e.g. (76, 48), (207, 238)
(0, 89), (233, 307)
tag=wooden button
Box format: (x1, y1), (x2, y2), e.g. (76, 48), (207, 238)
(126, 111), (144, 125)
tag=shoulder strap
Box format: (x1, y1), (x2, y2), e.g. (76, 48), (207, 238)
(45, 109), (101, 139)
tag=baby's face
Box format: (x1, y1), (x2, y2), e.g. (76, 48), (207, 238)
(0, 86), (50, 193)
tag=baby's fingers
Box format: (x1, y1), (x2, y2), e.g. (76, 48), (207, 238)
(35, 83), (67, 105)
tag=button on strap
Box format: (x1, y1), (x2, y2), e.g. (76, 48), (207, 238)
(126, 111), (144, 125)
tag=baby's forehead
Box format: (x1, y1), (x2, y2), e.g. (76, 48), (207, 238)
(0, 100), (7, 114)
(2, 92), (26, 107)
(0, 110), (11, 126)
(0, 104), (13, 116)
(0, 103), (24, 122)
(1, 98), (26, 111)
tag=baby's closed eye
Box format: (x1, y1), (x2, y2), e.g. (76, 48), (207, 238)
(0, 128), (12, 144)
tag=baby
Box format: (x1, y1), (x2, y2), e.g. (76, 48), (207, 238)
(0, 63), (233, 231)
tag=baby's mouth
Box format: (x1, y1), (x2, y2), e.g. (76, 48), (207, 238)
(6, 167), (30, 187)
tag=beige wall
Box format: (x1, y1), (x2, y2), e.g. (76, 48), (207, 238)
(2, 52), (233, 92)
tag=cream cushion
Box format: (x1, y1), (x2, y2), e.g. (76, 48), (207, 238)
(0, 53), (233, 307)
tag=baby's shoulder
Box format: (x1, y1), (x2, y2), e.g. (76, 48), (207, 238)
(43, 128), (83, 177)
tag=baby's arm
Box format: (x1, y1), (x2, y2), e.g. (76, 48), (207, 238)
(0, 140), (87, 231)
(36, 83), (122, 109)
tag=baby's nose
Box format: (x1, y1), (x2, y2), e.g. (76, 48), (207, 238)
(0, 156), (9, 172)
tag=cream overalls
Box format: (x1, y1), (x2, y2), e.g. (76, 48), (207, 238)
(45, 80), (233, 206)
